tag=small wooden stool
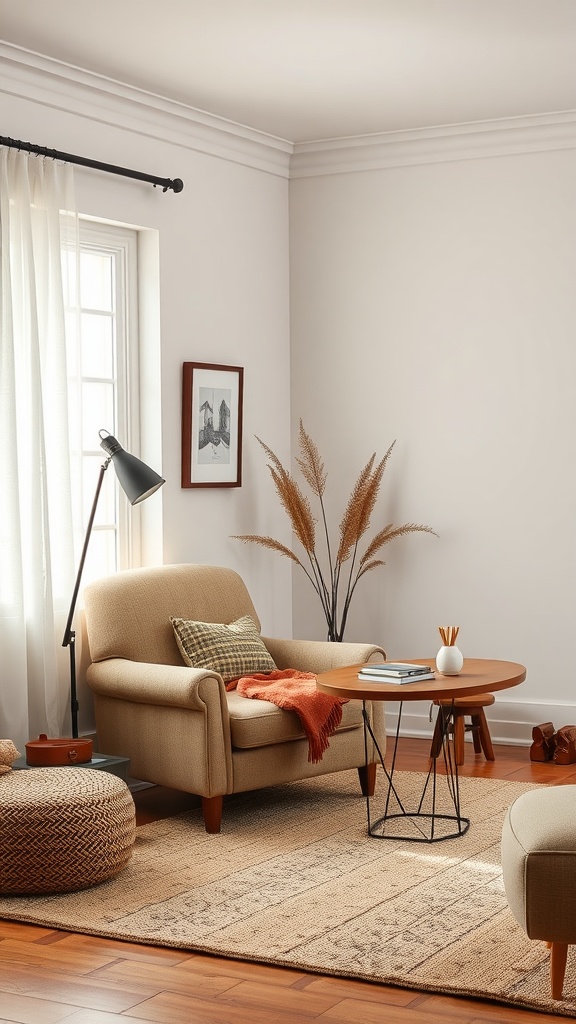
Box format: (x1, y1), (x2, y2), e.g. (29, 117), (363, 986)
(430, 693), (495, 765)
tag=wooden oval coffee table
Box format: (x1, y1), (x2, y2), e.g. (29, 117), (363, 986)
(317, 658), (526, 843)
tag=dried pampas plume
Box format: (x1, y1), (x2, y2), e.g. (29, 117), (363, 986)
(232, 421), (437, 642)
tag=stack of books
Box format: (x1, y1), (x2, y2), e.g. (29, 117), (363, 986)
(357, 662), (435, 684)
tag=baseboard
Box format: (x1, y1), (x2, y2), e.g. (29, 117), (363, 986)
(385, 697), (576, 747)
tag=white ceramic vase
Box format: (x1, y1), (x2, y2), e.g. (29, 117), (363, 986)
(436, 645), (463, 675)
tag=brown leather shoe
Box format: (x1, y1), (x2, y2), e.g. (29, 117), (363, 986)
(553, 725), (576, 764)
(530, 722), (556, 762)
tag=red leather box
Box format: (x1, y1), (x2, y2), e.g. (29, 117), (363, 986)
(25, 734), (93, 766)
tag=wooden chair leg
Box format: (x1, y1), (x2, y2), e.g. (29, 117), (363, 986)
(477, 708), (495, 761)
(202, 795), (223, 833)
(453, 714), (465, 765)
(358, 762), (377, 796)
(550, 941), (569, 1000)
(430, 708), (447, 759)
(470, 716), (483, 754)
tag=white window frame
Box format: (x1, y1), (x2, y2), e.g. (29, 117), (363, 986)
(74, 218), (141, 574)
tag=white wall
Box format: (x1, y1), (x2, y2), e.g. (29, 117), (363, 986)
(4, 47), (576, 746)
(289, 136), (576, 742)
(1, 49), (294, 736)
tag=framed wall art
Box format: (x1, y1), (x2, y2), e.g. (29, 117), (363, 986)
(181, 361), (244, 487)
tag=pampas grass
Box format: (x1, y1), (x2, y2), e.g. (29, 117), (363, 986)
(233, 421), (437, 642)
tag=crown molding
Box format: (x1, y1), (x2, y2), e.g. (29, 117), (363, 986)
(0, 42), (293, 178)
(290, 111), (576, 177)
(2, 43), (575, 181)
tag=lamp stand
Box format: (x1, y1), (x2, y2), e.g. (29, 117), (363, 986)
(62, 458), (110, 738)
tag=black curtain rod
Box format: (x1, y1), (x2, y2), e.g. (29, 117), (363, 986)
(0, 136), (184, 193)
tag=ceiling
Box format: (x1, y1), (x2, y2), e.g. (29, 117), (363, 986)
(1, 0), (576, 143)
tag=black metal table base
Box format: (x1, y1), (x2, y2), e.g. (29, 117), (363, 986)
(363, 700), (470, 843)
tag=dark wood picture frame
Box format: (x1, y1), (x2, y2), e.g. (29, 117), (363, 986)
(181, 361), (244, 488)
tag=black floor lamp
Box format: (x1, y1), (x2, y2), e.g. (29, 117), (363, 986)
(62, 429), (165, 738)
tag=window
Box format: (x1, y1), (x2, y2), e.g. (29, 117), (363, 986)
(64, 220), (140, 587)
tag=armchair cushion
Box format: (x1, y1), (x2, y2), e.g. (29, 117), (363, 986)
(171, 614), (276, 683)
(226, 689), (363, 749)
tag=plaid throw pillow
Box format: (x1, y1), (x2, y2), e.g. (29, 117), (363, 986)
(170, 614), (277, 683)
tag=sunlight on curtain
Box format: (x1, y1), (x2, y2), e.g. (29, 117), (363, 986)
(0, 148), (78, 752)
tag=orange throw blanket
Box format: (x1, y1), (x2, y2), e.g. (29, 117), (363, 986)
(226, 669), (347, 764)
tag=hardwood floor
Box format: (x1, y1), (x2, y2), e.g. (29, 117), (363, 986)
(1, 738), (575, 1024)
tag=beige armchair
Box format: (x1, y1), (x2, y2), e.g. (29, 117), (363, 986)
(83, 564), (386, 832)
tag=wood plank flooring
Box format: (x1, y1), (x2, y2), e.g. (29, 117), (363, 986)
(1, 738), (574, 1024)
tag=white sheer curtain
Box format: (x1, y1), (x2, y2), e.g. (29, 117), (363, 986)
(0, 148), (79, 753)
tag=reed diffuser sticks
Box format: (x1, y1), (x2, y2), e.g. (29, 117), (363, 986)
(439, 626), (459, 647)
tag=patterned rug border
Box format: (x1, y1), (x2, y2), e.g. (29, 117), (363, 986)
(0, 770), (573, 1019)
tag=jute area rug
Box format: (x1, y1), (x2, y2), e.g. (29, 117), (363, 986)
(0, 769), (573, 1018)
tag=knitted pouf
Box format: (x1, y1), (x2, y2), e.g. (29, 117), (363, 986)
(0, 766), (136, 894)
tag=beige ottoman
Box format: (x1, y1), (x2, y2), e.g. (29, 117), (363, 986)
(0, 766), (136, 894)
(501, 785), (576, 1000)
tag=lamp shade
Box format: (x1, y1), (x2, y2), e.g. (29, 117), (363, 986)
(99, 432), (165, 504)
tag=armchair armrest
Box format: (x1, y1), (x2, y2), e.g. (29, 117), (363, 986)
(262, 637), (386, 674)
(86, 658), (233, 799)
(86, 658), (227, 713)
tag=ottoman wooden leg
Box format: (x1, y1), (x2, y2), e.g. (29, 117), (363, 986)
(550, 942), (569, 1000)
